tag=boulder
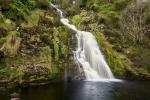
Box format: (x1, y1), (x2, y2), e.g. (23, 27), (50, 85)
(10, 92), (19, 98)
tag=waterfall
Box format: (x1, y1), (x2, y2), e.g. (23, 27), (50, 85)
(51, 3), (115, 81)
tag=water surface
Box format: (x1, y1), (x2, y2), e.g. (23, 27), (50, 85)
(0, 80), (150, 100)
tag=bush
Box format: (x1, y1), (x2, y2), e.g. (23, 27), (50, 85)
(3, 0), (33, 20)
(71, 15), (82, 29)
(40, 46), (51, 62)
(90, 3), (100, 12)
(0, 13), (4, 23)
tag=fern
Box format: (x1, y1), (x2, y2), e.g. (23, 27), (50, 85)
(4, 0), (34, 20)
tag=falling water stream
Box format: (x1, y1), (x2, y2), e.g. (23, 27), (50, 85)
(51, 4), (115, 81)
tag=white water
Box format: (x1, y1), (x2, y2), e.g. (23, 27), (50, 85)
(51, 4), (115, 81)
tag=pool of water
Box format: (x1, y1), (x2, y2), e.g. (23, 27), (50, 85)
(0, 80), (150, 100)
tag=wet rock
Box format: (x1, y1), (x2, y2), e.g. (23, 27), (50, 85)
(11, 98), (20, 100)
(10, 92), (19, 98)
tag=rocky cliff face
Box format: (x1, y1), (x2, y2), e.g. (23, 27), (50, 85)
(0, 0), (77, 88)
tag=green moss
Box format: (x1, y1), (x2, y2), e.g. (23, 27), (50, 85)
(51, 26), (70, 61)
(61, 44), (69, 59)
(53, 28), (59, 61)
(0, 13), (5, 23)
(71, 15), (82, 29)
(21, 10), (42, 28)
(45, 15), (54, 23)
(0, 53), (58, 83)
(0, 17), (16, 31)
(0, 65), (25, 83)
(40, 46), (52, 64)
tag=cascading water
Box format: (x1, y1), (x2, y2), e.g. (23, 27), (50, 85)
(51, 3), (115, 81)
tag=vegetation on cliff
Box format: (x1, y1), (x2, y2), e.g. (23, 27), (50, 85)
(0, 0), (75, 87)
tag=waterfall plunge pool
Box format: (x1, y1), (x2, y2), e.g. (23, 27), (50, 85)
(0, 80), (150, 100)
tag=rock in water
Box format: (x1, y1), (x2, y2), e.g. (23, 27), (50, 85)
(11, 98), (20, 100)
(10, 92), (20, 98)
